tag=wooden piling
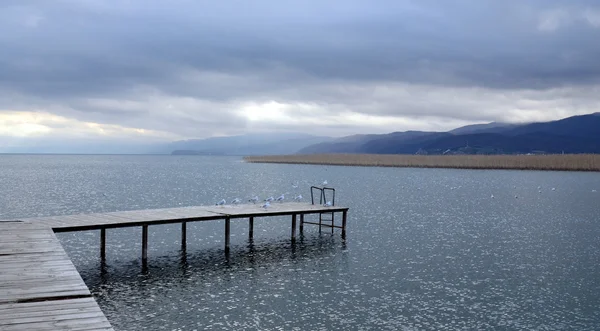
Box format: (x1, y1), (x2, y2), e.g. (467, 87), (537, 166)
(342, 211), (347, 239)
(181, 221), (187, 250)
(299, 214), (304, 234)
(249, 216), (254, 240)
(291, 213), (297, 240)
(100, 228), (106, 261)
(225, 217), (231, 254)
(142, 225), (148, 263)
(331, 212), (335, 234)
(319, 213), (322, 233)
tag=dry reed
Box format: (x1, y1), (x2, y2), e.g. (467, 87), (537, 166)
(244, 154), (600, 172)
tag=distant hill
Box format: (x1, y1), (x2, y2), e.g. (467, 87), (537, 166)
(449, 122), (518, 135)
(167, 133), (332, 155)
(504, 113), (600, 139)
(298, 113), (600, 155)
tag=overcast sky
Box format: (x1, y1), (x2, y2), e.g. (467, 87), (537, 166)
(1, 0), (599, 149)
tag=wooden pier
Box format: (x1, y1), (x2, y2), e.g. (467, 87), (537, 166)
(0, 202), (348, 330)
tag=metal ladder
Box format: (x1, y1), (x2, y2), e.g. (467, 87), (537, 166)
(310, 186), (336, 233)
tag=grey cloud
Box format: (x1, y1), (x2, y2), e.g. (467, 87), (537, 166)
(1, 0), (600, 142)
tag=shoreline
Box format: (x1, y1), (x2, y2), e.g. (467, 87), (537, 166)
(244, 154), (600, 172)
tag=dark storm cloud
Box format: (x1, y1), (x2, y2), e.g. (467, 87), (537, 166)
(0, 0), (599, 142)
(2, 0), (600, 96)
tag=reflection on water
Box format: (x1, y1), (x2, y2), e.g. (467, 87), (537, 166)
(1, 155), (600, 330)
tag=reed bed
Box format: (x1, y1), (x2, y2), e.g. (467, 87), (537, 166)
(244, 154), (600, 172)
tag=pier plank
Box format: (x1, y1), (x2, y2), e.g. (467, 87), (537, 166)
(0, 202), (347, 331)
(0, 222), (113, 330)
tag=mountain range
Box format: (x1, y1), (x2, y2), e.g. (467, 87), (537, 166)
(297, 113), (600, 155)
(167, 133), (332, 155)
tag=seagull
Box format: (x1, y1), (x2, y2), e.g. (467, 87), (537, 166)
(515, 195), (518, 199)
(248, 196), (259, 204)
(265, 196), (275, 202)
(261, 201), (270, 209)
(276, 194), (285, 203)
(292, 183), (299, 189)
(323, 201), (332, 207)
(490, 194), (494, 199)
(294, 194), (303, 201)
(216, 199), (226, 206)
(322, 180), (328, 187)
(231, 198), (241, 205)
(551, 188), (556, 191)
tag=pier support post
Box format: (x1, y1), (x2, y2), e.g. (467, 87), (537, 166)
(342, 211), (347, 239)
(319, 213), (322, 233)
(299, 214), (304, 234)
(181, 222), (187, 250)
(249, 217), (254, 240)
(225, 217), (231, 255)
(100, 228), (106, 261)
(142, 225), (148, 264)
(331, 212), (335, 234)
(291, 213), (297, 241)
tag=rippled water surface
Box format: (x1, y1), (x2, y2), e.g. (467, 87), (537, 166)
(2, 155), (600, 330)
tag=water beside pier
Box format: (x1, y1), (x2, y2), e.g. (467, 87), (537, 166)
(1, 154), (599, 330)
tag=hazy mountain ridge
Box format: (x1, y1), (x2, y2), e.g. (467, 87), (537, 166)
(297, 113), (600, 155)
(168, 133), (333, 155)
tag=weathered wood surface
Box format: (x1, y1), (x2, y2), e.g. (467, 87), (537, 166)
(0, 203), (348, 330)
(0, 298), (113, 330)
(0, 222), (114, 330)
(9, 202), (348, 232)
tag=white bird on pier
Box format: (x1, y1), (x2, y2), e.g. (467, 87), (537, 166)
(294, 194), (303, 201)
(231, 198), (241, 205)
(261, 201), (270, 209)
(216, 199), (226, 206)
(248, 196), (259, 204)
(323, 201), (332, 207)
(276, 194), (285, 203)
(322, 180), (328, 187)
(265, 196), (275, 202)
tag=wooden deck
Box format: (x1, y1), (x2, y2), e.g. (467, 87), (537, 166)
(16, 202), (349, 232)
(0, 222), (114, 330)
(0, 202), (348, 330)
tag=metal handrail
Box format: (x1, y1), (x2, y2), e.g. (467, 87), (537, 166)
(310, 186), (335, 206)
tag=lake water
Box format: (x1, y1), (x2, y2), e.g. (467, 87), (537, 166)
(1, 155), (599, 330)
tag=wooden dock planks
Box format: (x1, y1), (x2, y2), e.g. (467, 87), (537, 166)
(0, 222), (114, 330)
(0, 298), (114, 331)
(0, 202), (348, 330)
(15, 202), (348, 232)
